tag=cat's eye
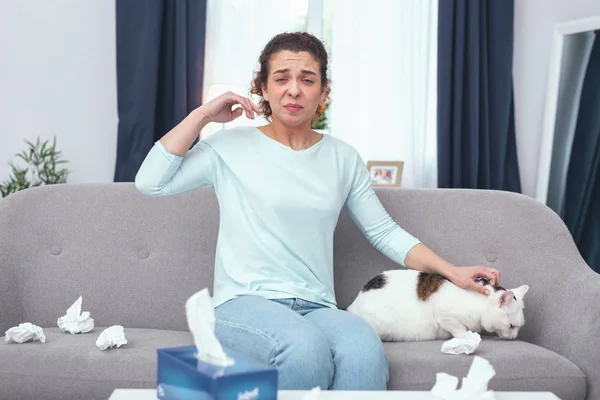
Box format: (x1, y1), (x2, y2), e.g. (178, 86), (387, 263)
(509, 324), (515, 329)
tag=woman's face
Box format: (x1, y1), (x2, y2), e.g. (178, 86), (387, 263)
(262, 50), (326, 128)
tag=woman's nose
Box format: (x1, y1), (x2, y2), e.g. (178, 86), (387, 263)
(288, 80), (300, 97)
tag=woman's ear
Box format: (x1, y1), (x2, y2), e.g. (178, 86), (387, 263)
(262, 84), (269, 102)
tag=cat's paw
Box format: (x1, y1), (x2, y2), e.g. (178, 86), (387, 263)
(452, 331), (470, 340)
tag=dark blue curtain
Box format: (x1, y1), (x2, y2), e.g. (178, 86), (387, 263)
(114, 0), (207, 182)
(437, 0), (521, 191)
(561, 31), (600, 274)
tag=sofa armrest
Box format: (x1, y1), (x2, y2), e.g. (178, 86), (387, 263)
(0, 263), (21, 336)
(0, 199), (23, 335)
(526, 265), (600, 400)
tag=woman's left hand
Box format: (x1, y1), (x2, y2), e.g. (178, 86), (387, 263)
(449, 266), (500, 295)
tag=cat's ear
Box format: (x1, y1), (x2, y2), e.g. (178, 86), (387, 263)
(500, 291), (514, 308)
(513, 285), (529, 299)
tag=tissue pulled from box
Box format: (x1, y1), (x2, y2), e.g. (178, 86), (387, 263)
(57, 296), (94, 334)
(431, 355), (496, 399)
(185, 288), (234, 366)
(4, 323), (46, 344)
(303, 387), (321, 400)
(96, 325), (127, 350)
(441, 331), (481, 355)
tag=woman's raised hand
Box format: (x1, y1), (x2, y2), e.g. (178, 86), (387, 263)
(198, 91), (261, 123)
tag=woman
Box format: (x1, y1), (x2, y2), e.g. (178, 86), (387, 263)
(135, 32), (500, 390)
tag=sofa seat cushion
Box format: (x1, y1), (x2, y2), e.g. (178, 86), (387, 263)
(0, 327), (193, 400)
(384, 337), (586, 400)
(0, 328), (587, 400)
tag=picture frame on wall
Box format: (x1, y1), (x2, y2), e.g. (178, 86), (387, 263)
(366, 161), (404, 188)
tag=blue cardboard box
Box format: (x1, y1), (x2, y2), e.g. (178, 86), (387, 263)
(157, 346), (278, 400)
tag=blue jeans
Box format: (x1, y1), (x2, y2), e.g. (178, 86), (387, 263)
(214, 295), (389, 390)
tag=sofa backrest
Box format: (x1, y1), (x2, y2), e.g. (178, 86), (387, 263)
(0, 183), (588, 340)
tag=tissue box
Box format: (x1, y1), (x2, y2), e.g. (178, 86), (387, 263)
(157, 346), (278, 400)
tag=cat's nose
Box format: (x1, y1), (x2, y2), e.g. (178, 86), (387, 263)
(499, 331), (516, 340)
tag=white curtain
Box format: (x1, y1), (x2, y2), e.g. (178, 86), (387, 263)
(201, 0), (309, 138)
(202, 0), (439, 189)
(328, 0), (438, 188)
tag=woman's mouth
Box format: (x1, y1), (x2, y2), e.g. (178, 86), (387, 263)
(284, 104), (303, 112)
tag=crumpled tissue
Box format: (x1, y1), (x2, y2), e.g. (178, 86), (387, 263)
(4, 323), (46, 344)
(441, 331), (481, 355)
(96, 325), (127, 350)
(185, 288), (234, 366)
(57, 296), (94, 334)
(303, 387), (321, 400)
(431, 356), (496, 399)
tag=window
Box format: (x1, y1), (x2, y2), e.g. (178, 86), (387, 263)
(201, 0), (438, 188)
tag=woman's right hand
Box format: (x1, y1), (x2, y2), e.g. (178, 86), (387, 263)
(198, 91), (261, 124)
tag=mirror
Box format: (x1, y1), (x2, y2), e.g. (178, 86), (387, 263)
(537, 16), (600, 274)
(537, 16), (600, 215)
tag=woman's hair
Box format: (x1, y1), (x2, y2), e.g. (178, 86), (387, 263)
(250, 32), (331, 122)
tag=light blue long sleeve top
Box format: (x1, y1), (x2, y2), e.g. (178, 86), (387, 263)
(135, 126), (421, 308)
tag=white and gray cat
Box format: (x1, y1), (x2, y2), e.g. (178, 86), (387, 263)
(347, 269), (529, 342)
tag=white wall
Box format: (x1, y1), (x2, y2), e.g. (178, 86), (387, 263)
(0, 0), (117, 186)
(513, 0), (600, 197)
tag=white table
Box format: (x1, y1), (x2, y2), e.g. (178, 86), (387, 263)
(108, 388), (560, 399)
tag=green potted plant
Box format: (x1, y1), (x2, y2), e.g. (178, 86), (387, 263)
(0, 136), (70, 198)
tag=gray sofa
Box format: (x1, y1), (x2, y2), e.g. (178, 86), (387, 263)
(0, 183), (597, 399)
